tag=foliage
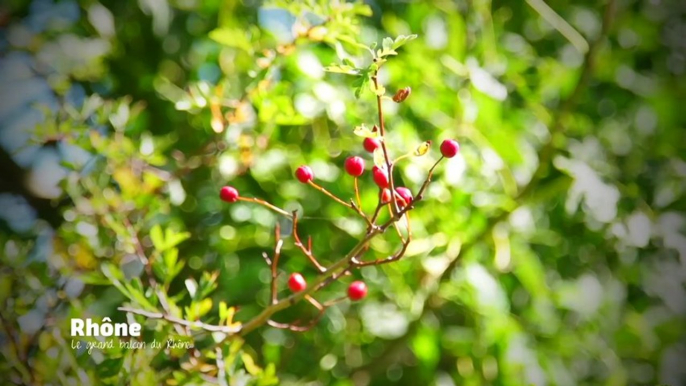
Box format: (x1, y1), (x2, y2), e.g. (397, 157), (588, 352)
(1, 0), (685, 385)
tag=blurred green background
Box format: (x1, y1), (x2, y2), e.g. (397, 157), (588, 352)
(1, 0), (685, 385)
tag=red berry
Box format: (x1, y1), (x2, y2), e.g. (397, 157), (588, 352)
(219, 186), (239, 203)
(348, 281), (368, 301)
(288, 273), (307, 292)
(295, 165), (314, 183)
(372, 166), (389, 188)
(363, 138), (381, 153)
(395, 187), (413, 206)
(381, 188), (392, 203)
(345, 156), (365, 177)
(440, 139), (460, 158)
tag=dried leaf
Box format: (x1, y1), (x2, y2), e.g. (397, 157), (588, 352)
(353, 124), (381, 138)
(414, 140), (432, 156)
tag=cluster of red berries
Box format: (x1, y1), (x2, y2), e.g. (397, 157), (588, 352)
(288, 273), (367, 301)
(219, 138), (459, 302)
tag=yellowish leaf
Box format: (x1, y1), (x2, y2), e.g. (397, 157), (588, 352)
(413, 140), (432, 156)
(241, 353), (261, 375)
(353, 124), (381, 139)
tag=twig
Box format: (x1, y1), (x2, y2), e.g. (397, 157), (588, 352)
(118, 307), (241, 334)
(372, 74), (399, 215)
(354, 177), (362, 208)
(308, 181), (353, 208)
(291, 211), (326, 273)
(270, 224), (283, 304)
(238, 197), (292, 217)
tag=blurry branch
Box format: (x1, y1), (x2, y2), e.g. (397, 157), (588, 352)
(526, 0), (589, 54)
(117, 307), (241, 334)
(518, 0), (616, 200)
(354, 0), (617, 374)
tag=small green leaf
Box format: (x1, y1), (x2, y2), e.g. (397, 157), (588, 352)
(352, 79), (365, 98)
(392, 34), (418, 50)
(241, 353), (261, 375)
(382, 37), (393, 52)
(209, 28), (252, 52)
(324, 64), (360, 75)
(150, 225), (164, 251)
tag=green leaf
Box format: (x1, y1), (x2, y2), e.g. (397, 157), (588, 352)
(241, 353), (262, 376)
(352, 75), (370, 98)
(392, 34), (418, 50)
(150, 225), (164, 251)
(351, 2), (373, 16)
(323, 64), (360, 75)
(208, 28), (253, 52)
(164, 228), (190, 249)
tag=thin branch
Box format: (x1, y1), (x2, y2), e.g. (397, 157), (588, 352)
(526, 0), (589, 54)
(292, 211), (326, 273)
(372, 74), (399, 215)
(118, 307), (241, 334)
(267, 295), (327, 332)
(308, 181), (353, 208)
(354, 177), (362, 208)
(270, 224), (283, 304)
(351, 199), (375, 229)
(238, 197), (292, 217)
(353, 236), (411, 267)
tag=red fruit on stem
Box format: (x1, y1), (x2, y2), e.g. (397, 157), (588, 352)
(295, 165), (314, 183)
(440, 139), (460, 158)
(288, 273), (307, 292)
(345, 156), (365, 177)
(395, 187), (413, 206)
(381, 188), (392, 203)
(348, 281), (368, 301)
(219, 186), (239, 203)
(363, 137), (381, 153)
(372, 166), (389, 188)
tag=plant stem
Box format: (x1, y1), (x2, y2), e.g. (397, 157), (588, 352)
(308, 181), (352, 208)
(238, 197), (292, 217)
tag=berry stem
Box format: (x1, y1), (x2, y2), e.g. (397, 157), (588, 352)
(307, 181), (353, 208)
(354, 177), (362, 209)
(372, 74), (399, 216)
(350, 199), (374, 229)
(323, 295), (348, 307)
(238, 197), (292, 217)
(387, 203), (407, 243)
(270, 224), (283, 304)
